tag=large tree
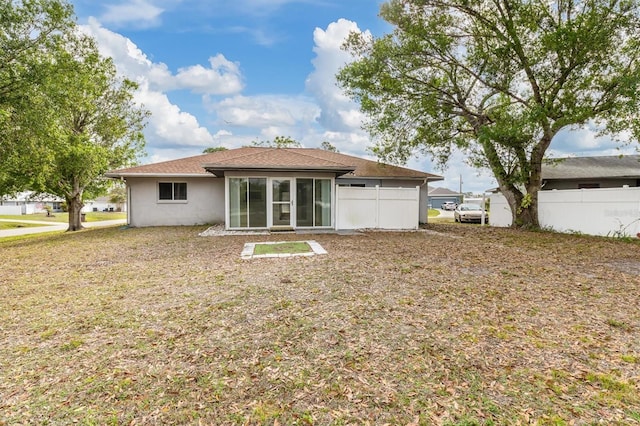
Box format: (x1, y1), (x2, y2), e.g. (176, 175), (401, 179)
(38, 35), (148, 231)
(338, 0), (640, 227)
(0, 0), (75, 194)
(1, 0), (148, 231)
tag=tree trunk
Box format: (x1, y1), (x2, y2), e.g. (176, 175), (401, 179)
(67, 194), (84, 231)
(500, 183), (540, 228)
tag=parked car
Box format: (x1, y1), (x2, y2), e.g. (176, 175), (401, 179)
(441, 201), (457, 210)
(454, 203), (488, 223)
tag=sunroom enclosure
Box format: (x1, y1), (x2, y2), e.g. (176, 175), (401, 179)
(227, 177), (333, 230)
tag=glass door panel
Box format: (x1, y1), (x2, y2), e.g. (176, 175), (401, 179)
(229, 177), (266, 228)
(296, 179), (313, 227)
(248, 178), (267, 227)
(272, 179), (291, 227)
(229, 178), (247, 227)
(315, 179), (332, 226)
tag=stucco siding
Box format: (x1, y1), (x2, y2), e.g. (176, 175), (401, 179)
(127, 177), (224, 227)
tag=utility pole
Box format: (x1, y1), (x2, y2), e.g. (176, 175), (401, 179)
(459, 174), (463, 203)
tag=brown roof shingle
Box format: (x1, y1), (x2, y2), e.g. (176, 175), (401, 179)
(542, 155), (640, 180)
(106, 147), (442, 180)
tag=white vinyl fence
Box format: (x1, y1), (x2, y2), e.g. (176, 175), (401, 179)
(0, 205), (24, 215)
(336, 185), (420, 230)
(490, 187), (640, 237)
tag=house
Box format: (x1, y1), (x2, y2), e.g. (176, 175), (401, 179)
(542, 155), (640, 190)
(105, 147), (443, 230)
(427, 186), (463, 209)
(0, 192), (65, 215)
(84, 196), (126, 213)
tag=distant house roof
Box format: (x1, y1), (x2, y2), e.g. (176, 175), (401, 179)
(543, 155), (640, 180)
(107, 147), (443, 181)
(428, 186), (460, 196)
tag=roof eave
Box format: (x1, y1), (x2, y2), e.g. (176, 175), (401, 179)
(105, 172), (212, 179)
(202, 165), (356, 177)
(340, 175), (443, 181)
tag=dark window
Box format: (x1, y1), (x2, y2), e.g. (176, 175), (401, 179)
(578, 183), (600, 189)
(174, 182), (187, 200)
(159, 182), (173, 200)
(159, 182), (187, 201)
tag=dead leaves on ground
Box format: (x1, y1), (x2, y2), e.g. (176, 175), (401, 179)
(1, 225), (639, 424)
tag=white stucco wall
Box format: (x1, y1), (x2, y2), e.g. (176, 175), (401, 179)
(126, 177), (224, 227)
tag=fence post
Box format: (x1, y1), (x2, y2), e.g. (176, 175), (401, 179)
(375, 185), (380, 229)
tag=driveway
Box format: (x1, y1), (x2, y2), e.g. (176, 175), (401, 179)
(0, 218), (126, 238)
(437, 208), (455, 219)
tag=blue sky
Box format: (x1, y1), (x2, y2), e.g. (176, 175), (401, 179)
(69, 0), (636, 194)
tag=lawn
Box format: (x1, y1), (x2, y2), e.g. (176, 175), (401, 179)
(0, 211), (126, 223)
(253, 241), (313, 255)
(0, 221), (53, 230)
(1, 225), (639, 424)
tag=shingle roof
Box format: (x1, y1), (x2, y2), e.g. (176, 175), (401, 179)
(428, 186), (460, 196)
(107, 147), (443, 180)
(542, 155), (640, 180)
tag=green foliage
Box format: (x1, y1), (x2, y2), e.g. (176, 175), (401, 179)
(320, 141), (338, 152)
(338, 0), (640, 227)
(108, 185), (126, 205)
(202, 146), (228, 153)
(0, 1), (148, 230)
(0, 0), (76, 194)
(252, 136), (301, 148)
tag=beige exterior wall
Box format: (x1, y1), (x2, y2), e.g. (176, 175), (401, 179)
(126, 176), (224, 227)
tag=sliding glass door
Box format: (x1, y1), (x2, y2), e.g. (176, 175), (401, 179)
(229, 177), (332, 229)
(296, 178), (332, 227)
(229, 178), (267, 228)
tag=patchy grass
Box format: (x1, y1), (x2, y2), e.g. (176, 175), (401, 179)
(428, 208), (440, 217)
(0, 221), (53, 230)
(0, 211), (125, 223)
(253, 241), (312, 255)
(1, 224), (639, 424)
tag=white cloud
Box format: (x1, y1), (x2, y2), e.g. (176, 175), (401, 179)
(135, 81), (215, 148)
(209, 95), (320, 130)
(305, 19), (371, 133)
(77, 18), (233, 158)
(173, 55), (243, 95)
(81, 18), (244, 96)
(99, 0), (165, 29)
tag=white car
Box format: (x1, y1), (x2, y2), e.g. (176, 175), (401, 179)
(454, 203), (488, 223)
(441, 201), (457, 211)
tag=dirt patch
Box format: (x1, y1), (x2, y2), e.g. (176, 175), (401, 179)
(1, 224), (639, 424)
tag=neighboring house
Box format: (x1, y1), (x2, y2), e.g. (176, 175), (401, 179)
(427, 186), (463, 208)
(0, 192), (64, 215)
(542, 155), (640, 190)
(84, 196), (126, 213)
(105, 147), (443, 230)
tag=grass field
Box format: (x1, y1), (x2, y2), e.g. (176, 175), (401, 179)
(0, 221), (53, 230)
(0, 211), (126, 224)
(1, 224), (639, 424)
